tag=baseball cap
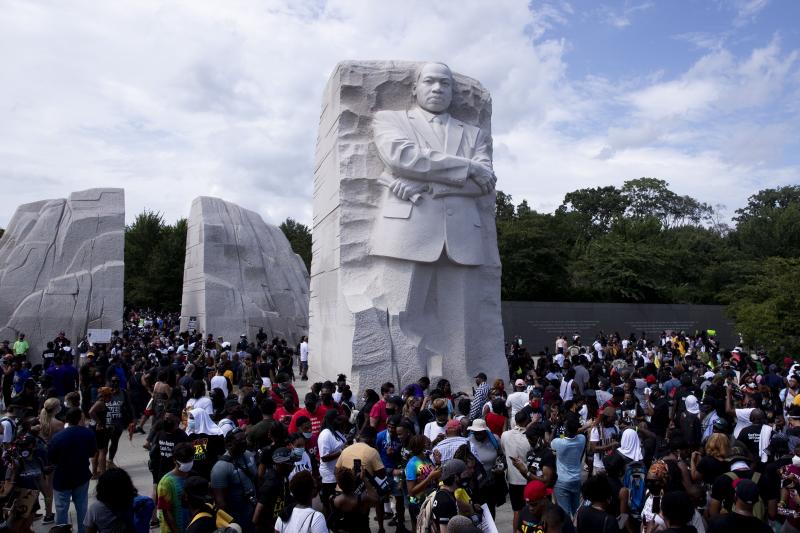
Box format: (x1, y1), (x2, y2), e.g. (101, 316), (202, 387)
(515, 379), (526, 387)
(446, 419), (462, 431)
(272, 447), (300, 464)
(524, 480), (553, 502)
(684, 395), (700, 415)
(734, 478), (759, 505)
(441, 459), (466, 481)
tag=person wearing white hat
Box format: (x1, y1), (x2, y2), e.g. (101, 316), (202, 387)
(680, 395), (702, 448)
(466, 418), (499, 474)
(506, 379), (529, 420)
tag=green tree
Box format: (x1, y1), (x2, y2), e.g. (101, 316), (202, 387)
(732, 186), (800, 258)
(621, 178), (712, 228)
(724, 257), (800, 354)
(557, 185), (626, 240)
(495, 190), (515, 221)
(279, 218), (312, 271)
(124, 211), (187, 310)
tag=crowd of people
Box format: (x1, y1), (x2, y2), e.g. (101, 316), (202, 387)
(0, 319), (798, 533)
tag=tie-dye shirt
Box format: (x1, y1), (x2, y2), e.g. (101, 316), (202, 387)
(157, 471), (188, 533)
(404, 455), (435, 504)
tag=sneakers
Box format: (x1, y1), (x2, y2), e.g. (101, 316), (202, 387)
(42, 514), (55, 524)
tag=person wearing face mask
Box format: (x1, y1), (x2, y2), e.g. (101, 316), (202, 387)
(287, 432), (313, 480)
(185, 408), (225, 481)
(157, 442), (195, 533)
(424, 398), (451, 444)
(288, 392), (325, 436)
(149, 412), (189, 498)
(641, 460), (670, 533)
(269, 373), (299, 411)
(210, 428), (258, 533)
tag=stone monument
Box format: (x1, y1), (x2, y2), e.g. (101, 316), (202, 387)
(0, 188), (125, 358)
(309, 61), (507, 393)
(179, 196), (309, 345)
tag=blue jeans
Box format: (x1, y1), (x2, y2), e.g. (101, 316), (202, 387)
(554, 479), (582, 518)
(54, 481), (89, 533)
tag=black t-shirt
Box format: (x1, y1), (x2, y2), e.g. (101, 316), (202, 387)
(150, 429), (188, 481)
(516, 507), (544, 533)
(708, 511), (772, 533)
(258, 469), (292, 527)
(696, 456), (727, 485)
(526, 446), (557, 487)
(649, 398), (670, 437)
(738, 424), (763, 459)
(190, 434), (225, 480)
(431, 489), (458, 525)
(42, 350), (56, 369)
(576, 506), (620, 533)
(710, 469), (767, 511)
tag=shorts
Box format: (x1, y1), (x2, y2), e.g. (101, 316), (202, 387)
(321, 482), (337, 507)
(95, 427), (110, 449)
(387, 475), (403, 498)
(509, 483), (526, 511)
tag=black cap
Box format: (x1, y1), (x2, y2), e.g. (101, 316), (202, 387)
(735, 478), (760, 505)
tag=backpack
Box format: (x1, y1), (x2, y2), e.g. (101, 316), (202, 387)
(725, 472), (766, 521)
(188, 505), (236, 530)
(622, 460), (647, 518)
(132, 495), (155, 533)
(0, 417), (16, 441)
(415, 490), (439, 533)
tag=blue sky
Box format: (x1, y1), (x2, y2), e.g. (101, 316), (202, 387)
(0, 0), (797, 226)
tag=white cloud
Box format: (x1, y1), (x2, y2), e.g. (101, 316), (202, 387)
(595, 1), (655, 29)
(0, 0), (797, 235)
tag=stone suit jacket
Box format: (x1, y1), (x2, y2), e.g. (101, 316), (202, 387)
(370, 106), (493, 266)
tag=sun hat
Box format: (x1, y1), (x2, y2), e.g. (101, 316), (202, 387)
(467, 419), (488, 432)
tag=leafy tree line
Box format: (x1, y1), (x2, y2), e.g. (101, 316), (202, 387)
(496, 179), (800, 354)
(122, 181), (800, 354)
(125, 211), (188, 311)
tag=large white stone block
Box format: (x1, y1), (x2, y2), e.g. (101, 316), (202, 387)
(179, 197), (309, 346)
(309, 61), (508, 394)
(0, 188), (125, 358)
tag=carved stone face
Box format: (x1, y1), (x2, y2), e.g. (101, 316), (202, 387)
(413, 63), (453, 114)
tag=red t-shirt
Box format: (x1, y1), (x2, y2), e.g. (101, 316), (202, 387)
(288, 407), (324, 435)
(274, 406), (297, 426)
(370, 399), (388, 432)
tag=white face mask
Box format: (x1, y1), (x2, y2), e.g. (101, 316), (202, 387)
(177, 460), (194, 473)
(792, 455), (800, 467)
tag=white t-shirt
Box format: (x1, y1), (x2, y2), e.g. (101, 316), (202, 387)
(186, 396), (214, 417)
(290, 450), (313, 480)
(317, 429), (347, 484)
(505, 391), (529, 419)
(589, 426), (618, 470)
(300, 341), (309, 362)
(734, 408), (755, 438)
(210, 375), (229, 398)
(559, 379), (574, 401)
(423, 421), (446, 442)
(275, 506), (327, 533)
(0, 419), (14, 443)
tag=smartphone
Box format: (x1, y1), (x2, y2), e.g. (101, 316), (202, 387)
(353, 458), (362, 477)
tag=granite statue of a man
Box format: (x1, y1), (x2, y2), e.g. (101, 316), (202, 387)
(369, 62), (502, 385)
(309, 60), (507, 394)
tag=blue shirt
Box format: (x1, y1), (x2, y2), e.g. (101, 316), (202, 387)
(550, 434), (586, 484)
(48, 426), (97, 490)
(376, 429), (401, 469)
